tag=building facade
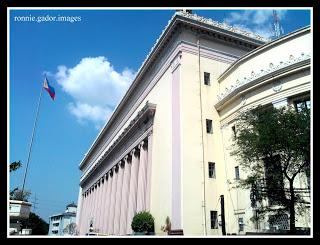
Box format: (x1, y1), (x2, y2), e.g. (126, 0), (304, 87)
(76, 11), (311, 236)
(48, 203), (77, 236)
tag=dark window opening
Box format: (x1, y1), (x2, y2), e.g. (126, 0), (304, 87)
(235, 166), (240, 180)
(208, 162), (216, 178)
(232, 125), (237, 139)
(206, 119), (213, 134)
(210, 211), (218, 229)
(204, 72), (211, 85)
(294, 97), (310, 112)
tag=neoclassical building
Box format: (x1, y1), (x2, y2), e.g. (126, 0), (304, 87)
(76, 11), (311, 236)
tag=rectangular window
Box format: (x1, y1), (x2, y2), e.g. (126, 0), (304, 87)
(204, 72), (210, 85)
(235, 166), (240, 180)
(294, 97), (310, 112)
(206, 119), (213, 134)
(210, 211), (218, 229)
(232, 125), (237, 138)
(208, 162), (216, 178)
(238, 217), (244, 232)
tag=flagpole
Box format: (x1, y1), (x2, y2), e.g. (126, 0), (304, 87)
(21, 78), (44, 196)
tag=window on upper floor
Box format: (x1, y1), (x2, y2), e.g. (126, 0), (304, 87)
(208, 162), (216, 179)
(235, 166), (240, 180)
(204, 72), (211, 85)
(294, 97), (310, 112)
(232, 125), (237, 139)
(206, 119), (213, 134)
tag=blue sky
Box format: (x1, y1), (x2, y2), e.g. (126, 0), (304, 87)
(9, 9), (310, 223)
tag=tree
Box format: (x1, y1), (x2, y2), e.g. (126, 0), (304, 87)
(21, 212), (49, 235)
(131, 211), (155, 234)
(9, 161), (31, 201)
(10, 161), (22, 172)
(10, 188), (31, 201)
(63, 222), (78, 235)
(231, 105), (310, 234)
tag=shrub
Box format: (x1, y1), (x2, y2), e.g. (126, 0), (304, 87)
(131, 211), (155, 233)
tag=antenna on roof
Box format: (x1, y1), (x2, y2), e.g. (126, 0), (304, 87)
(272, 10), (284, 39)
(176, 9), (192, 14)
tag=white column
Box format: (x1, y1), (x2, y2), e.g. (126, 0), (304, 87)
(91, 184), (98, 231)
(126, 148), (140, 234)
(83, 192), (90, 234)
(86, 187), (94, 233)
(113, 161), (125, 235)
(136, 140), (148, 212)
(96, 178), (104, 233)
(103, 172), (112, 234)
(98, 174), (107, 234)
(108, 166), (118, 235)
(81, 192), (89, 235)
(146, 131), (153, 211)
(119, 155), (132, 235)
(81, 191), (89, 235)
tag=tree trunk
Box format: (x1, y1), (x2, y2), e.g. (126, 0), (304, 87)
(289, 179), (296, 234)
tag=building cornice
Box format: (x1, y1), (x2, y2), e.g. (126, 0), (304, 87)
(215, 52), (310, 111)
(218, 26), (310, 82)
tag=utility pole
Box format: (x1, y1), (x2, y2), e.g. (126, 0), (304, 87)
(220, 195), (226, 235)
(32, 193), (39, 213)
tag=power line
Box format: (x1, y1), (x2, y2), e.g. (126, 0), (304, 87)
(32, 193), (39, 212)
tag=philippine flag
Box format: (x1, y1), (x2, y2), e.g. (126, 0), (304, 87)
(43, 77), (55, 100)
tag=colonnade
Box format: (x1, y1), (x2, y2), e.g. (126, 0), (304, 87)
(78, 136), (151, 235)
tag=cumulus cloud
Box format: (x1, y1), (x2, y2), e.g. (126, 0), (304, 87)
(224, 10), (287, 39)
(55, 56), (135, 129)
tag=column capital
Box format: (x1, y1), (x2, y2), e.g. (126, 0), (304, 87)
(131, 147), (140, 157)
(109, 168), (114, 177)
(120, 159), (125, 168)
(138, 139), (148, 150)
(124, 154), (132, 163)
(105, 172), (109, 181)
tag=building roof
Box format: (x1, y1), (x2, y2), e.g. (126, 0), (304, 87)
(49, 212), (76, 219)
(218, 26), (310, 82)
(79, 11), (269, 170)
(66, 202), (77, 208)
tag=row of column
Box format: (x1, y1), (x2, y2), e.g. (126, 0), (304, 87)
(78, 136), (151, 235)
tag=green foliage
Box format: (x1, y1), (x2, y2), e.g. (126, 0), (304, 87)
(231, 105), (310, 232)
(21, 212), (49, 235)
(10, 188), (31, 202)
(10, 161), (31, 202)
(10, 161), (22, 172)
(131, 211), (155, 233)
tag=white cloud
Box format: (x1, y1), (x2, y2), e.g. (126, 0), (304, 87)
(224, 10), (287, 39)
(55, 56), (135, 128)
